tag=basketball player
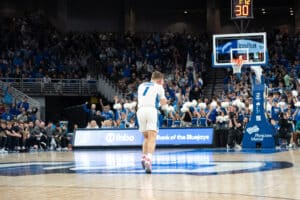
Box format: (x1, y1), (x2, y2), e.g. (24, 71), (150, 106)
(137, 71), (167, 173)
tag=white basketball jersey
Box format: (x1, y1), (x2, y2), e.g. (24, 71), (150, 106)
(137, 82), (166, 109)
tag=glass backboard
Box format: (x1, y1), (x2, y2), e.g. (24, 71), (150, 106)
(212, 32), (267, 68)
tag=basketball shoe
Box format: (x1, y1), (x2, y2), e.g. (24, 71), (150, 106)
(141, 155), (146, 169)
(144, 157), (152, 174)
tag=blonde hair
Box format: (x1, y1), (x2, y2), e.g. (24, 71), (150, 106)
(151, 71), (164, 81)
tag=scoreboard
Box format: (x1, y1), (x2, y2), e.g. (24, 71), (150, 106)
(231, 0), (253, 19)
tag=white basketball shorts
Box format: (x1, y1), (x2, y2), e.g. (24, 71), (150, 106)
(137, 107), (158, 132)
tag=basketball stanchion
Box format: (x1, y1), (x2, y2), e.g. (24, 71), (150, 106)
(212, 32), (275, 148)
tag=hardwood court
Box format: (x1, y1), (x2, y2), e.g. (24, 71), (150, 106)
(0, 148), (299, 200)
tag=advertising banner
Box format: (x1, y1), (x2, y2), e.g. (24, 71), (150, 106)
(74, 128), (214, 147)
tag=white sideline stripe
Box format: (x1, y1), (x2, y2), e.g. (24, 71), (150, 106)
(43, 165), (75, 170)
(0, 162), (72, 168)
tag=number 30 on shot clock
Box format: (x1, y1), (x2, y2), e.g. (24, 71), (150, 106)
(231, 0), (253, 19)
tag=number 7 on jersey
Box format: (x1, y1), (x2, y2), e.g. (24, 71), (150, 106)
(143, 86), (150, 96)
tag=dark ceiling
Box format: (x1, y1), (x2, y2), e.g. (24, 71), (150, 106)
(132, 0), (296, 16)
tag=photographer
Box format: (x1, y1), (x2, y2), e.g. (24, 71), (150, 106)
(180, 106), (192, 127)
(277, 112), (292, 146)
(226, 106), (243, 149)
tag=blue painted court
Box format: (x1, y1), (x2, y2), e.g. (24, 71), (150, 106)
(0, 148), (293, 176)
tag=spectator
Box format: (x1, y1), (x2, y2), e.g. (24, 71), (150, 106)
(20, 121), (30, 151)
(52, 123), (68, 151)
(99, 99), (114, 121)
(127, 117), (137, 128)
(102, 120), (113, 128)
(29, 119), (42, 150)
(0, 120), (8, 153)
(16, 108), (28, 122)
(2, 85), (13, 106)
(190, 85), (202, 100)
(83, 102), (97, 122)
(226, 106), (242, 150)
(87, 120), (99, 128)
(27, 107), (38, 122)
(27, 121), (36, 150)
(17, 96), (29, 111)
(293, 120), (300, 147)
(10, 103), (21, 117)
(6, 121), (22, 152)
(2, 107), (14, 121)
(277, 112), (293, 146)
(39, 121), (49, 150)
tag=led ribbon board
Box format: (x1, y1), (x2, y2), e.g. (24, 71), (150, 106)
(74, 128), (214, 147)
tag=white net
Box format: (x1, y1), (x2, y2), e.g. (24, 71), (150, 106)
(232, 63), (242, 74)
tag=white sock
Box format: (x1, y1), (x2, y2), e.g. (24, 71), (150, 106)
(147, 153), (152, 160)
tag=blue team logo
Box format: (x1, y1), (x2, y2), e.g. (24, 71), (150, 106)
(0, 161), (292, 176)
(217, 40), (264, 54)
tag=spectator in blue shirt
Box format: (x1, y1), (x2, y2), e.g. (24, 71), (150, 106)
(3, 85), (13, 106)
(17, 97), (30, 111)
(83, 102), (97, 122)
(9, 103), (21, 117)
(2, 107), (14, 121)
(101, 105), (114, 121)
(271, 102), (281, 121)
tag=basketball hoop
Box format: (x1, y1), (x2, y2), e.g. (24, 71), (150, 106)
(231, 57), (243, 75)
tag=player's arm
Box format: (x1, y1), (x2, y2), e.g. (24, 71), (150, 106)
(99, 98), (104, 112)
(160, 98), (167, 106)
(158, 85), (168, 109)
(83, 102), (90, 113)
(5, 129), (13, 136)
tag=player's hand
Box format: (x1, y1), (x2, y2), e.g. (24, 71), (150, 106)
(114, 96), (119, 102)
(161, 104), (168, 111)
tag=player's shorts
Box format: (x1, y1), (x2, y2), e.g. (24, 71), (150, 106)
(137, 107), (158, 133)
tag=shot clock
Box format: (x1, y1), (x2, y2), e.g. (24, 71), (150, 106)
(231, 0), (253, 19)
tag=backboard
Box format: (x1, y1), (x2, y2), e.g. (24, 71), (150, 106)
(212, 32), (267, 68)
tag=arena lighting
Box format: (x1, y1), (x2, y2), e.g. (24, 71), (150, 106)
(184, 10), (188, 14)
